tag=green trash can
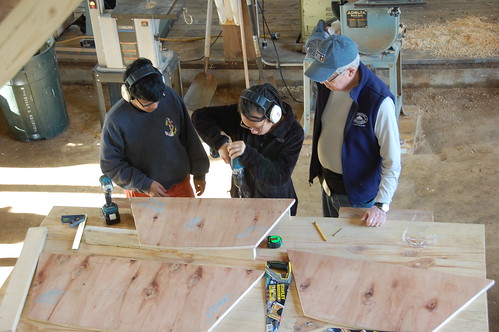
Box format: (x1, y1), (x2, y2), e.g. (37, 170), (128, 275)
(0, 36), (68, 142)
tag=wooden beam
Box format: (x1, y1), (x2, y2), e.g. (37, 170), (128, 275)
(84, 226), (258, 260)
(339, 207), (434, 222)
(0, 227), (47, 332)
(0, 0), (82, 86)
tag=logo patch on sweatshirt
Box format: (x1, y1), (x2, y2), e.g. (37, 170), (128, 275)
(164, 117), (177, 136)
(353, 112), (368, 127)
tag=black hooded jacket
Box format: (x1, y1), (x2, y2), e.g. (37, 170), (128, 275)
(192, 102), (304, 215)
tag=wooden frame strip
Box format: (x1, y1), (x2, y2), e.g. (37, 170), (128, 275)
(0, 227), (47, 332)
(0, 0), (82, 86)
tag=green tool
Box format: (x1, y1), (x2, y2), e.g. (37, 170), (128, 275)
(265, 261), (292, 332)
(267, 235), (282, 248)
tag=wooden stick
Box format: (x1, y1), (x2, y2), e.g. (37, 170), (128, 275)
(238, 0), (250, 88)
(71, 215), (87, 250)
(313, 222), (327, 242)
(0, 227), (47, 332)
(0, 0), (82, 86)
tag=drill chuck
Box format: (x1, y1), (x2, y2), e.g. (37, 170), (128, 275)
(99, 175), (114, 193)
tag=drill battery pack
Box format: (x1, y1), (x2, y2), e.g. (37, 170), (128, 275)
(102, 203), (120, 225)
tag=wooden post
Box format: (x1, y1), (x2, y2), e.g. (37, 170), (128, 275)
(219, 1), (256, 62)
(0, 227), (47, 332)
(0, 0), (82, 86)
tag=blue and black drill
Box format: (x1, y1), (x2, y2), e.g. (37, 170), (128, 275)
(230, 157), (251, 198)
(99, 175), (120, 225)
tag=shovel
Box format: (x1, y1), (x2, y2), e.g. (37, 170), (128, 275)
(183, 0), (217, 112)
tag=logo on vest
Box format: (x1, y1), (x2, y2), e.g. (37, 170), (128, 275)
(353, 112), (368, 127)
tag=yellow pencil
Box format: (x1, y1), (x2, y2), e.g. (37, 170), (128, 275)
(313, 222), (327, 242)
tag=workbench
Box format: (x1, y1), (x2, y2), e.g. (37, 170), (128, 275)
(4, 202), (491, 331)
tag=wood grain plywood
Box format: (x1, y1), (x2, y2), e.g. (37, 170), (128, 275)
(27, 253), (264, 332)
(287, 250), (494, 332)
(130, 197), (294, 249)
(339, 207), (434, 222)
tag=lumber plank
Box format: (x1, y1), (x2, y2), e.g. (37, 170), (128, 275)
(84, 225), (140, 248)
(84, 225), (258, 260)
(0, 0), (82, 86)
(339, 207), (434, 222)
(27, 253), (264, 332)
(287, 249), (494, 331)
(0, 227), (47, 332)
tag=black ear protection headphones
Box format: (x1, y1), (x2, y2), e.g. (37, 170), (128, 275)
(121, 65), (164, 102)
(240, 89), (282, 123)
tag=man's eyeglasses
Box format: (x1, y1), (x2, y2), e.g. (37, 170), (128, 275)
(321, 70), (344, 84)
(240, 120), (265, 133)
(136, 99), (157, 108)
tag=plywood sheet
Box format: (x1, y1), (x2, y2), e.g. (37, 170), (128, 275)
(130, 197), (294, 249)
(287, 249), (494, 332)
(27, 253), (264, 332)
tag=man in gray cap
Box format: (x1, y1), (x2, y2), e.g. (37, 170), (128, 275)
(305, 32), (401, 227)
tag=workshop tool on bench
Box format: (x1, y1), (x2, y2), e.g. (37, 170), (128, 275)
(71, 215), (87, 250)
(61, 214), (87, 228)
(265, 261), (292, 332)
(99, 175), (121, 225)
(313, 221), (328, 242)
(267, 235), (282, 248)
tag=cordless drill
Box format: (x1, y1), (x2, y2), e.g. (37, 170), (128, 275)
(99, 175), (120, 225)
(230, 157), (251, 198)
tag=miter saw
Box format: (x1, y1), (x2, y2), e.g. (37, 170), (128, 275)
(302, 0), (426, 130)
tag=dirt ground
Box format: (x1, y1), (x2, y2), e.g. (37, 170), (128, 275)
(0, 84), (498, 330)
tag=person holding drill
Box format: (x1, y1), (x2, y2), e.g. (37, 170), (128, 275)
(192, 83), (304, 215)
(99, 58), (209, 198)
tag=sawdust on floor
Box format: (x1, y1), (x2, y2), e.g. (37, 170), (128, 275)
(403, 16), (499, 58)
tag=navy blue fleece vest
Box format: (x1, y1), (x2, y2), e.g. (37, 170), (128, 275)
(343, 63), (394, 204)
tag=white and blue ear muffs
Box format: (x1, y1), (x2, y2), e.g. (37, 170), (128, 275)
(121, 65), (165, 102)
(240, 90), (282, 124)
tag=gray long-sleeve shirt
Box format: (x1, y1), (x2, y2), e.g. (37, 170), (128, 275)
(99, 87), (209, 193)
(318, 92), (401, 204)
